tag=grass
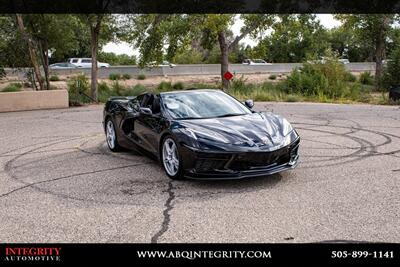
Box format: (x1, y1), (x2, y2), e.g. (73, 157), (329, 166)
(66, 73), (396, 106)
(2, 83), (22, 92)
(359, 71), (374, 85)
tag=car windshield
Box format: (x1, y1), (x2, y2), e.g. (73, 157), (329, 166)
(161, 90), (251, 120)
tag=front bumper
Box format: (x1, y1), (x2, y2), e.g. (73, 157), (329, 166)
(180, 137), (300, 180)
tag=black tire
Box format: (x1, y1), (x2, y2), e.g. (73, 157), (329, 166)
(105, 118), (123, 152)
(161, 135), (184, 180)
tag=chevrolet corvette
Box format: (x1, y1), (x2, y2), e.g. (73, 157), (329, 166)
(103, 89), (300, 180)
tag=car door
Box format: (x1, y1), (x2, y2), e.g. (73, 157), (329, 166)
(134, 96), (164, 154)
(81, 59), (91, 68)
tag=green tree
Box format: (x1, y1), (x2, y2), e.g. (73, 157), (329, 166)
(336, 15), (395, 88)
(121, 14), (274, 90)
(201, 14), (275, 89)
(98, 52), (136, 65)
(79, 14), (116, 101)
(253, 15), (329, 63)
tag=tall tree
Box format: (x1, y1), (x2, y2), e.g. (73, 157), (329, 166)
(122, 14), (274, 90)
(253, 14), (329, 63)
(80, 14), (116, 101)
(15, 14), (45, 90)
(336, 15), (395, 87)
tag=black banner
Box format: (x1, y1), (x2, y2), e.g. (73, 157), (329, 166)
(1, 0), (400, 14)
(0, 243), (399, 266)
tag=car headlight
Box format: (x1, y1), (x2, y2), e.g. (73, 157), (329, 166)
(281, 118), (294, 137)
(180, 127), (230, 144)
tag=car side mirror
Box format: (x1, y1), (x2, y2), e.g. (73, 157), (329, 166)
(244, 99), (254, 109)
(139, 107), (153, 115)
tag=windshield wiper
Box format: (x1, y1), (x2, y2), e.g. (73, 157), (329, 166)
(176, 113), (246, 120)
(215, 113), (246, 118)
(177, 116), (204, 120)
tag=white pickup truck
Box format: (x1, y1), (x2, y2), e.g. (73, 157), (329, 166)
(67, 58), (110, 68)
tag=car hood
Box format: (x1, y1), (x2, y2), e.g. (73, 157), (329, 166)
(177, 112), (295, 151)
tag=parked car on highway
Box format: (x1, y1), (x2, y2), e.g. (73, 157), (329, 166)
(67, 58), (110, 68)
(49, 62), (78, 69)
(242, 59), (272, 65)
(103, 89), (300, 180)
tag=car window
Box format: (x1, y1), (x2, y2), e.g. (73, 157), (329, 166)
(161, 91), (251, 119)
(82, 59), (91, 63)
(72, 59), (78, 63)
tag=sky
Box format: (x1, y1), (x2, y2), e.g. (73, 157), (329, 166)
(103, 14), (341, 57)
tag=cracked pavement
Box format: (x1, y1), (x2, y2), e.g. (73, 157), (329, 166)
(0, 103), (399, 243)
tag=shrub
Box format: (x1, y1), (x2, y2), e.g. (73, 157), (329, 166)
(157, 81), (172, 92)
(111, 81), (127, 96)
(359, 72), (374, 85)
(137, 74), (146, 80)
(345, 72), (357, 82)
(98, 82), (113, 103)
(0, 67), (6, 79)
(268, 74), (277, 80)
(123, 84), (147, 96)
(172, 81), (184, 90)
(2, 83), (22, 92)
(230, 75), (248, 93)
(49, 75), (60, 81)
(109, 73), (121, 80)
(284, 59), (352, 99)
(122, 73), (131, 80)
(67, 74), (91, 105)
(382, 46), (400, 90)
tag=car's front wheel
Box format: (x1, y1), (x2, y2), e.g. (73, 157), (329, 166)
(161, 136), (184, 180)
(105, 119), (122, 152)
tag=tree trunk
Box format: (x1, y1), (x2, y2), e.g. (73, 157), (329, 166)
(218, 31), (230, 91)
(39, 39), (50, 90)
(375, 16), (390, 89)
(15, 14), (44, 91)
(375, 32), (385, 89)
(90, 18), (101, 102)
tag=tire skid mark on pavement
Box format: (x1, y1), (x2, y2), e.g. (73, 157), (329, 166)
(2, 135), (157, 206)
(294, 118), (400, 168)
(0, 162), (150, 199)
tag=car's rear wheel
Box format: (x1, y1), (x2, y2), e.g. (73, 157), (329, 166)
(161, 136), (184, 180)
(105, 119), (123, 152)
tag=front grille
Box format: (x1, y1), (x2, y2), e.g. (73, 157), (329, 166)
(193, 139), (300, 173)
(230, 149), (290, 171)
(195, 159), (227, 172)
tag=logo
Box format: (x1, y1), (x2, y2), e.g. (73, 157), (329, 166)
(2, 247), (62, 263)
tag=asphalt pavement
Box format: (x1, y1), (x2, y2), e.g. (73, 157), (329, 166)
(0, 102), (399, 243)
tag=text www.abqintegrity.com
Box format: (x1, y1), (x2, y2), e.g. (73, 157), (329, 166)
(137, 250), (272, 260)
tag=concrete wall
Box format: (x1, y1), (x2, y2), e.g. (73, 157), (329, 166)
(5, 62), (376, 79)
(0, 90), (69, 112)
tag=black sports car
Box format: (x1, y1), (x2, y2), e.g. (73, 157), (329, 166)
(103, 89), (300, 180)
